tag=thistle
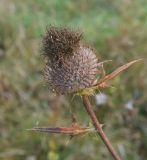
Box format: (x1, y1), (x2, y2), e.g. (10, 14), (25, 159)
(30, 26), (141, 160)
(43, 26), (99, 95)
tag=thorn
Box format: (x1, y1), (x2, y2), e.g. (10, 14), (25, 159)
(27, 128), (38, 131)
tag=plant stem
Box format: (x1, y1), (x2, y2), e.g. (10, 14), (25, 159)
(82, 95), (122, 160)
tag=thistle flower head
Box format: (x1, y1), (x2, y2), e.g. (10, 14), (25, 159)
(43, 26), (98, 94)
(43, 26), (82, 60)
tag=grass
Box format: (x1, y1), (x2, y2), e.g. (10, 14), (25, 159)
(0, 0), (147, 159)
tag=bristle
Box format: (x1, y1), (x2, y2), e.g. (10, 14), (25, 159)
(42, 26), (82, 59)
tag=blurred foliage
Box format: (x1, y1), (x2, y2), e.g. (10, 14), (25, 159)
(0, 0), (147, 160)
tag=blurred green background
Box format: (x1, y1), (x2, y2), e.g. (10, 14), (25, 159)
(0, 0), (147, 160)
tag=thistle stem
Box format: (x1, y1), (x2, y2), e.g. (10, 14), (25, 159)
(82, 95), (122, 160)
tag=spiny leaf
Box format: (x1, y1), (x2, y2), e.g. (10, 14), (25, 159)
(28, 126), (95, 136)
(96, 59), (142, 87)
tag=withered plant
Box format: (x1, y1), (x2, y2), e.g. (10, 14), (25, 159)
(30, 26), (141, 160)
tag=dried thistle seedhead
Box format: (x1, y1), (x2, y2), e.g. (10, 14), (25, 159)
(43, 26), (99, 94)
(43, 26), (82, 59)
